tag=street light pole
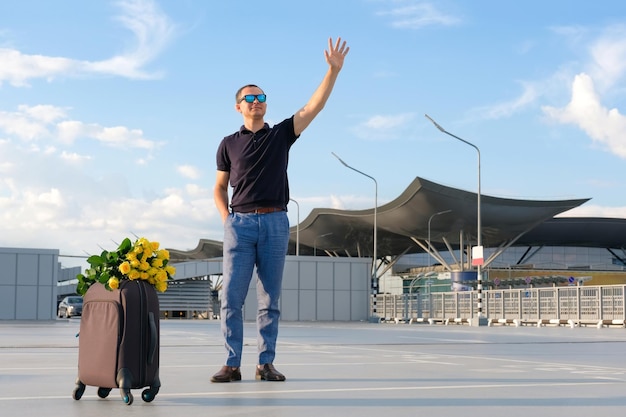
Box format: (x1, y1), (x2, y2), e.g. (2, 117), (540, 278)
(331, 152), (378, 313)
(289, 198), (300, 256)
(314, 232), (332, 256)
(427, 209), (452, 251)
(424, 115), (486, 325)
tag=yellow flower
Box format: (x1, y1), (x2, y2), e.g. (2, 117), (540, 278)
(119, 261), (131, 275)
(108, 277), (119, 290)
(79, 236), (173, 296)
(156, 270), (168, 282)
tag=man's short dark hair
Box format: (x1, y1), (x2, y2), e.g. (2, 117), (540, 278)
(236, 84), (263, 103)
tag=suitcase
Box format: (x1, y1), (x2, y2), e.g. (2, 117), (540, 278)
(72, 279), (161, 405)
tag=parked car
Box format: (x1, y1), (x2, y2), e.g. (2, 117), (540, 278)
(57, 296), (83, 318)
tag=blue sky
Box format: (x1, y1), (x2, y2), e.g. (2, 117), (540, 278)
(2, 0), (626, 268)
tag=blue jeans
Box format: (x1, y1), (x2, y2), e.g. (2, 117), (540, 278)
(220, 211), (289, 367)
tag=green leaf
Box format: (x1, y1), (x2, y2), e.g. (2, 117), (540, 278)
(76, 282), (89, 296)
(87, 255), (104, 267)
(118, 238), (132, 253)
(98, 271), (110, 284)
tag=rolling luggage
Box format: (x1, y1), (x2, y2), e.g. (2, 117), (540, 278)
(72, 279), (161, 405)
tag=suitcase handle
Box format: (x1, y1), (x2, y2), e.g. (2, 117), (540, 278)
(147, 312), (157, 365)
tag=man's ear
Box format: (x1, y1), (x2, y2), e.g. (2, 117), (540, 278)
(235, 103), (242, 113)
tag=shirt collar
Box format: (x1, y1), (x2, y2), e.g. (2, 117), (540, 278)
(240, 123), (270, 135)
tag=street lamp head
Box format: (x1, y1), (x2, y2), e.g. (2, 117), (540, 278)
(424, 114), (445, 133)
(331, 151), (349, 168)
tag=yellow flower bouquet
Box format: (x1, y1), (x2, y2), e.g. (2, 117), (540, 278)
(76, 237), (176, 296)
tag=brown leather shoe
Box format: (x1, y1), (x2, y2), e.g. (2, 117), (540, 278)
(256, 363), (286, 381)
(210, 366), (241, 383)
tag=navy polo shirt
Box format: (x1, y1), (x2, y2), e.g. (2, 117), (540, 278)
(216, 116), (299, 212)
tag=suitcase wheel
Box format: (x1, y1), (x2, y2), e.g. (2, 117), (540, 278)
(121, 388), (134, 405)
(97, 387), (112, 398)
(72, 381), (85, 401)
(142, 386), (159, 402)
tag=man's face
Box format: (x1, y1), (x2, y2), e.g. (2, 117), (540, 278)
(236, 86), (266, 119)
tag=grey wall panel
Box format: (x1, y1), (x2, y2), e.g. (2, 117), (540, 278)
(316, 263), (333, 290)
(4, 248), (368, 322)
(0, 288), (16, 319)
(0, 254), (17, 285)
(282, 262), (299, 290)
(17, 254), (38, 285)
(0, 248), (59, 320)
(299, 261), (317, 290)
(38, 286), (54, 320)
(280, 289), (299, 321)
(38, 255), (55, 285)
(244, 282), (257, 321)
(298, 289), (316, 321)
(334, 262), (351, 290)
(238, 257), (370, 321)
(352, 263), (369, 291)
(316, 290), (334, 320)
(334, 290), (351, 320)
(16, 286), (38, 320)
(352, 292), (369, 319)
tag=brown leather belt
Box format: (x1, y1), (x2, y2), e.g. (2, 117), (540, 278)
(237, 207), (284, 214)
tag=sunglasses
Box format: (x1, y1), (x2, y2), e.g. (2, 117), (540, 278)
(239, 94), (267, 103)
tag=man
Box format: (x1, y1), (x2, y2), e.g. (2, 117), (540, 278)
(212, 37), (349, 382)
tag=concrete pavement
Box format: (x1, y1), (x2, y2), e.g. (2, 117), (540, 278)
(1, 319), (626, 416)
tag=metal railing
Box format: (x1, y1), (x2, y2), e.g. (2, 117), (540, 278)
(373, 285), (626, 326)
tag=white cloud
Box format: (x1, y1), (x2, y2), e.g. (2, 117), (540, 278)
(20, 104), (68, 123)
(177, 164), (201, 180)
(0, 48), (75, 87)
(471, 82), (539, 120)
(0, 101), (192, 265)
(94, 125), (158, 150)
(0, 107), (55, 141)
(558, 204), (626, 219)
(60, 150), (92, 163)
(0, 0), (175, 86)
(84, 0), (176, 79)
(376, 1), (461, 29)
(1, 104), (162, 151)
(327, 193), (378, 211)
(0, 154), (217, 266)
(351, 112), (416, 140)
(588, 25), (626, 90)
(542, 73), (626, 159)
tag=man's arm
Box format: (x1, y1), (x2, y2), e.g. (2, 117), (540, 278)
(293, 37), (349, 137)
(213, 170), (231, 222)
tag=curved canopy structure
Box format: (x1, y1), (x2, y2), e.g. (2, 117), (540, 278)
(169, 238), (224, 261)
(290, 177), (589, 257)
(168, 177), (626, 262)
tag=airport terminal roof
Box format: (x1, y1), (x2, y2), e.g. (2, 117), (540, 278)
(168, 177), (626, 261)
